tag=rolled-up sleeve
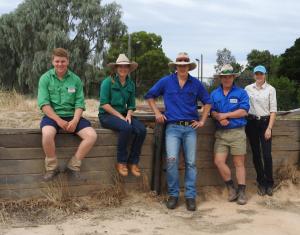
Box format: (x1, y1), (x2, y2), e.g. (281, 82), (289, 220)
(239, 90), (250, 112)
(75, 79), (85, 110)
(37, 75), (50, 109)
(127, 85), (136, 111)
(269, 87), (277, 113)
(144, 77), (166, 99)
(197, 83), (212, 105)
(100, 78), (111, 106)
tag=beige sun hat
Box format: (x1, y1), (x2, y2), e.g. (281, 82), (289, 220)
(107, 54), (138, 73)
(214, 64), (240, 78)
(168, 52), (197, 71)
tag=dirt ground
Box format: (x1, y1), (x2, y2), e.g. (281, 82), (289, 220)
(0, 181), (300, 235)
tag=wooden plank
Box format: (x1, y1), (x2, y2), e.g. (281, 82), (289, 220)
(0, 169), (152, 190)
(0, 155), (153, 175)
(0, 132), (154, 148)
(0, 181), (150, 199)
(0, 128), (154, 135)
(0, 145), (153, 160)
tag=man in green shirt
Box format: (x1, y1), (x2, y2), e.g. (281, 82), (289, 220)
(38, 48), (97, 181)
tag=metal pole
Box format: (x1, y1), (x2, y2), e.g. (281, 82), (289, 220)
(200, 54), (203, 83)
(128, 34), (131, 59)
(195, 58), (200, 80)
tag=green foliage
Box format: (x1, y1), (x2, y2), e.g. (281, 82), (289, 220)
(214, 48), (243, 73)
(0, 0), (127, 95)
(268, 76), (299, 110)
(105, 31), (170, 96)
(278, 38), (300, 83)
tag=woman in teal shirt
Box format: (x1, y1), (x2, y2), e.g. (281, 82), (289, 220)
(99, 54), (146, 177)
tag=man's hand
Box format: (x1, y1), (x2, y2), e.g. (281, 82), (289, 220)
(57, 118), (69, 131)
(155, 111), (167, 123)
(219, 119), (230, 126)
(215, 113), (229, 121)
(191, 120), (205, 129)
(125, 113), (132, 124)
(66, 118), (79, 133)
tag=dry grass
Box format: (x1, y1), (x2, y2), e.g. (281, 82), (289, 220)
(0, 173), (129, 225)
(274, 164), (300, 191)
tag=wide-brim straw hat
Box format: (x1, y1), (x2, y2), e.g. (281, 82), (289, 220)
(107, 54), (138, 73)
(214, 64), (240, 78)
(168, 52), (197, 71)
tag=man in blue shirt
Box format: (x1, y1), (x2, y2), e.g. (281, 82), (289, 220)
(210, 64), (250, 205)
(145, 52), (211, 211)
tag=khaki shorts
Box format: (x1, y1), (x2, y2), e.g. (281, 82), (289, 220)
(214, 127), (246, 156)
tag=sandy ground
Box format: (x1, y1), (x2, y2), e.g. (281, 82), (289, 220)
(1, 182), (300, 235)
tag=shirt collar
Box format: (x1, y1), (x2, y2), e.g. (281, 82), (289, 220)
(50, 68), (70, 80)
(253, 81), (267, 90)
(173, 72), (193, 82)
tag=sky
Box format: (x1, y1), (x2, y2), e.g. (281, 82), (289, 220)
(1, 0), (300, 77)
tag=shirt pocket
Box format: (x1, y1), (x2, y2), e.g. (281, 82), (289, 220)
(183, 90), (197, 104)
(228, 96), (240, 111)
(63, 85), (76, 104)
(124, 86), (134, 103)
(111, 88), (124, 106)
(165, 90), (178, 102)
(48, 86), (60, 104)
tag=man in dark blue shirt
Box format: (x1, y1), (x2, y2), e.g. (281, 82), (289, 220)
(210, 64), (250, 205)
(145, 52), (211, 211)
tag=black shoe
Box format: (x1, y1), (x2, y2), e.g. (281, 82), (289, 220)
(236, 189), (247, 205)
(166, 196), (178, 209)
(43, 168), (60, 182)
(64, 167), (87, 181)
(257, 184), (266, 196)
(227, 184), (238, 202)
(185, 198), (196, 211)
(266, 187), (273, 196)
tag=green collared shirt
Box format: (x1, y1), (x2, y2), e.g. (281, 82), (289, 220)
(37, 68), (85, 117)
(99, 75), (136, 115)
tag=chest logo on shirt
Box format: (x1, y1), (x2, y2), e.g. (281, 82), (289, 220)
(229, 98), (238, 104)
(68, 87), (76, 93)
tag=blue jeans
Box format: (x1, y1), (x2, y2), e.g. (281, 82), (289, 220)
(99, 114), (147, 164)
(165, 123), (197, 199)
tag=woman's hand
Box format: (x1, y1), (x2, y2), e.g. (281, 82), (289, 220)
(125, 113), (132, 124)
(265, 128), (272, 140)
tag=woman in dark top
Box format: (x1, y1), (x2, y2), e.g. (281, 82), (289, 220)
(99, 54), (146, 177)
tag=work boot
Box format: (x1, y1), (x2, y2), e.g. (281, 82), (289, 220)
(64, 156), (86, 181)
(266, 186), (273, 196)
(43, 168), (60, 182)
(44, 157), (59, 181)
(64, 167), (86, 181)
(227, 184), (238, 202)
(257, 184), (266, 196)
(237, 185), (247, 205)
(166, 196), (178, 209)
(128, 164), (141, 177)
(185, 198), (196, 211)
(116, 163), (128, 177)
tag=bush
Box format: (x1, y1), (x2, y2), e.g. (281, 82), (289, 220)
(268, 76), (299, 111)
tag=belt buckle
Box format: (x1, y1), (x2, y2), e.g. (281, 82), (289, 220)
(257, 116), (261, 120)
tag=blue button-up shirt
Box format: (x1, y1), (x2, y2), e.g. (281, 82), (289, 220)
(210, 84), (250, 129)
(144, 73), (211, 122)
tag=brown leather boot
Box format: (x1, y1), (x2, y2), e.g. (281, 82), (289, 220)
(115, 163), (128, 177)
(128, 164), (141, 177)
(43, 168), (60, 182)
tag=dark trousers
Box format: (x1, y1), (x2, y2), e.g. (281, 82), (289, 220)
(99, 114), (147, 164)
(245, 119), (274, 187)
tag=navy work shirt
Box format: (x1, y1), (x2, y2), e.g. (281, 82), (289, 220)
(144, 73), (211, 122)
(210, 84), (250, 129)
